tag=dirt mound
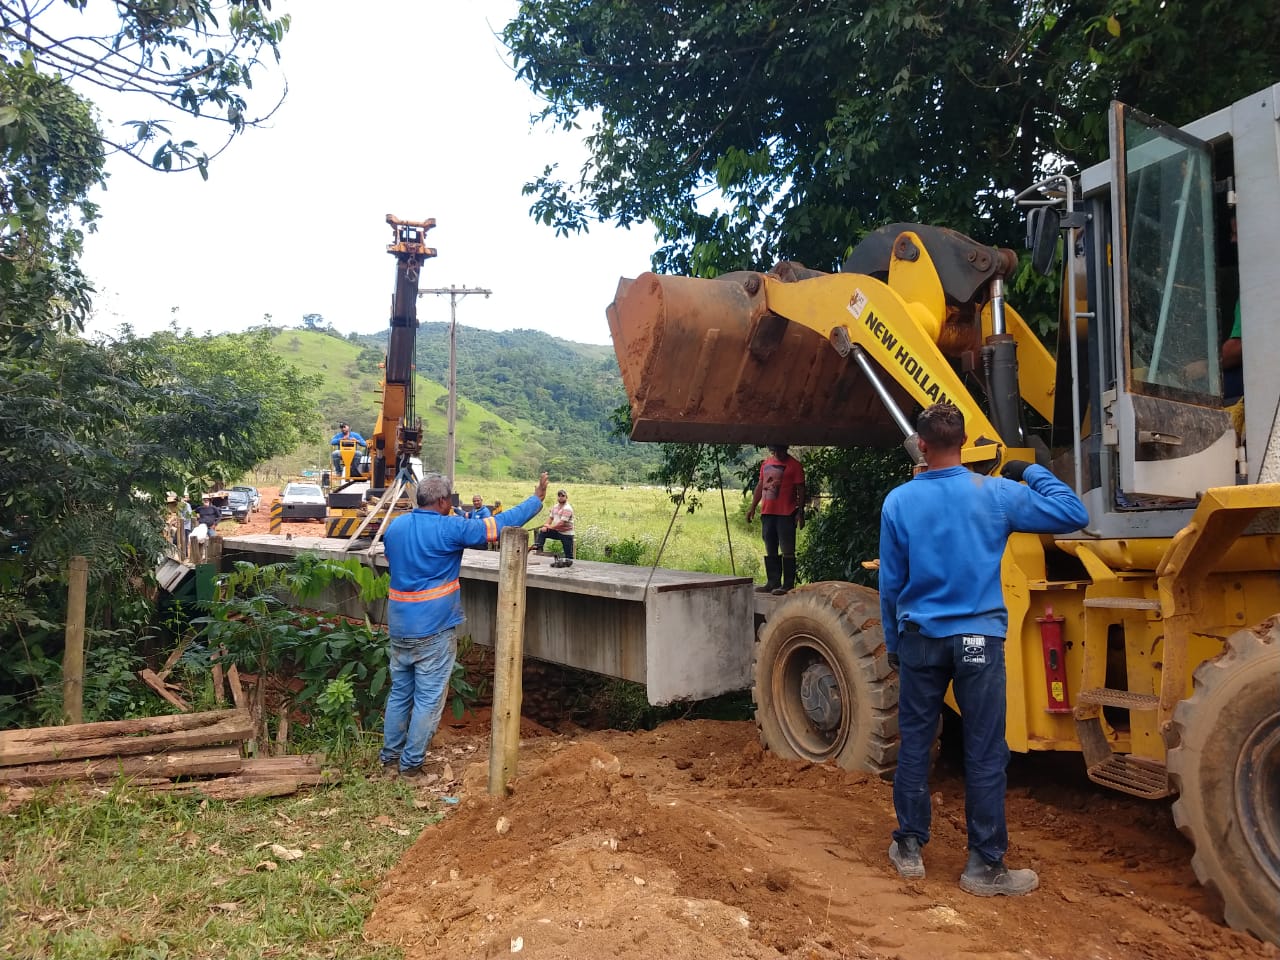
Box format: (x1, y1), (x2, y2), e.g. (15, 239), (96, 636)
(366, 720), (1278, 960)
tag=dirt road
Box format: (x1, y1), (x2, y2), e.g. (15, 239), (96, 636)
(366, 719), (1276, 960)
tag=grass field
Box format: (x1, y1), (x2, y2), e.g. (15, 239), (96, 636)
(0, 744), (436, 960)
(449, 475), (783, 582)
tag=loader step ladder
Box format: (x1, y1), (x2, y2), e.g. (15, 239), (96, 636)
(1083, 754), (1170, 798)
(1076, 688), (1160, 710)
(1081, 596), (1162, 611)
(1075, 702), (1171, 798)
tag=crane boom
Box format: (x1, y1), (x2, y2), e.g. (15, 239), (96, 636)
(371, 214), (437, 490)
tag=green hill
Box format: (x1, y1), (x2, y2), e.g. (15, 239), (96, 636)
(265, 327), (659, 483)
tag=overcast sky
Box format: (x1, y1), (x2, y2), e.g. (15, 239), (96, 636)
(80, 1), (657, 346)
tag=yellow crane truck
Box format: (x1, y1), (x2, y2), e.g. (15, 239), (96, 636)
(608, 85), (1280, 943)
(325, 215), (436, 538)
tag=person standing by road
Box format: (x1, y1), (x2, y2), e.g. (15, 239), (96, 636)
(745, 444), (806, 595)
(533, 489), (575, 561)
(879, 402), (1088, 896)
(379, 470), (549, 778)
(194, 494), (221, 531)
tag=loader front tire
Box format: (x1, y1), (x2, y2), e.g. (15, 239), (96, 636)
(753, 582), (898, 776)
(1167, 618), (1280, 946)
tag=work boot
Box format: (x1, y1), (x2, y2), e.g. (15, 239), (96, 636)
(756, 556), (782, 593)
(888, 836), (925, 879)
(958, 849), (1038, 897)
(772, 556), (797, 596)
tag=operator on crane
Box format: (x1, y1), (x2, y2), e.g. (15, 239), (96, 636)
(329, 422), (366, 477)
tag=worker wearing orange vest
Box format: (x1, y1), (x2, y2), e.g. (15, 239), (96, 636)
(378, 470), (548, 778)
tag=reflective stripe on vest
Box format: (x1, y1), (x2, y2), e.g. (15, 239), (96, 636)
(388, 579), (461, 603)
(484, 516), (498, 542)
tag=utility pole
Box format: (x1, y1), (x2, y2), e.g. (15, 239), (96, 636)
(419, 285), (492, 487)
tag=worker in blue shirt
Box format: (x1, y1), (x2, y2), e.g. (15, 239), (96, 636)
(466, 494), (492, 519)
(879, 403), (1088, 896)
(378, 470), (549, 778)
(329, 422), (366, 477)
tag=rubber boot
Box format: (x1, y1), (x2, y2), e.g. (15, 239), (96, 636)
(888, 836), (925, 879)
(772, 556), (797, 596)
(958, 849), (1039, 897)
(756, 556), (781, 593)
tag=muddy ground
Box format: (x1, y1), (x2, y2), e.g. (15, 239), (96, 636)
(228, 492), (1276, 959)
(364, 717), (1277, 960)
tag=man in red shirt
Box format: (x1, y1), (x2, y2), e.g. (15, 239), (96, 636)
(745, 444), (806, 594)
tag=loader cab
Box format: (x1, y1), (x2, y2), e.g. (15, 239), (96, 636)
(1059, 84), (1280, 538)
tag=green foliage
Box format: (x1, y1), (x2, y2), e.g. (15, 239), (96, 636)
(207, 555), (391, 726)
(505, 1), (1280, 275)
(799, 446), (908, 587)
(312, 675), (359, 762)
(0, 328), (321, 723)
(449, 636), (484, 720)
(2, 1), (290, 177)
(0, 58), (103, 352)
(1, 3), (290, 351)
(604, 535), (648, 566)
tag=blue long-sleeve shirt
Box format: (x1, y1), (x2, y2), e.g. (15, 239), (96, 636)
(330, 430), (366, 446)
(878, 464), (1088, 653)
(382, 494), (544, 639)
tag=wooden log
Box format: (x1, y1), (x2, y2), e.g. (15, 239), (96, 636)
(151, 775), (301, 801)
(236, 754), (334, 786)
(0, 746), (243, 785)
(139, 668), (192, 712)
(155, 636), (191, 683)
(489, 526), (529, 796)
(0, 710), (252, 767)
(274, 706), (289, 755)
(226, 664), (247, 711)
(211, 661), (226, 705)
(62, 555), (89, 724)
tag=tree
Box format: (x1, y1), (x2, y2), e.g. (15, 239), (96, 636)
(504, 1), (1280, 274)
(2, 0), (290, 176)
(0, 326), (319, 723)
(0, 1), (290, 350)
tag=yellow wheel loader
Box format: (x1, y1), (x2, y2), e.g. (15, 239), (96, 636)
(608, 85), (1280, 944)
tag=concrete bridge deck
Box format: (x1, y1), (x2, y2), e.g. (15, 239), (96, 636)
(219, 534), (759, 704)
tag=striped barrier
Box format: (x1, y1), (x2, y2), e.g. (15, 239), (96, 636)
(269, 499), (283, 533)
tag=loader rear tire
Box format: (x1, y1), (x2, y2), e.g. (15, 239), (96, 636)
(753, 582), (898, 776)
(1167, 618), (1280, 946)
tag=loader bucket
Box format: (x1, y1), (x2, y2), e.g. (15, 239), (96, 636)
(607, 271), (908, 447)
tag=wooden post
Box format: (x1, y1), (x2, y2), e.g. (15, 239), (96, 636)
(488, 526), (529, 796)
(62, 556), (89, 724)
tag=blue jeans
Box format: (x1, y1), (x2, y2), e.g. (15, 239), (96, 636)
(534, 529), (574, 559)
(378, 627), (457, 771)
(892, 629), (1010, 864)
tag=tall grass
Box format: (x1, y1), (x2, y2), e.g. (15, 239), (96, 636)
(453, 476), (793, 581)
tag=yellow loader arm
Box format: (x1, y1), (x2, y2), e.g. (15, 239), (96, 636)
(608, 224), (1045, 463)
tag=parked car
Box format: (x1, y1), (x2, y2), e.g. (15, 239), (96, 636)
(231, 484), (261, 512)
(280, 481), (327, 521)
(225, 489), (252, 523)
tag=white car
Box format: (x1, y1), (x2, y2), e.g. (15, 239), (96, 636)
(280, 482), (327, 521)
